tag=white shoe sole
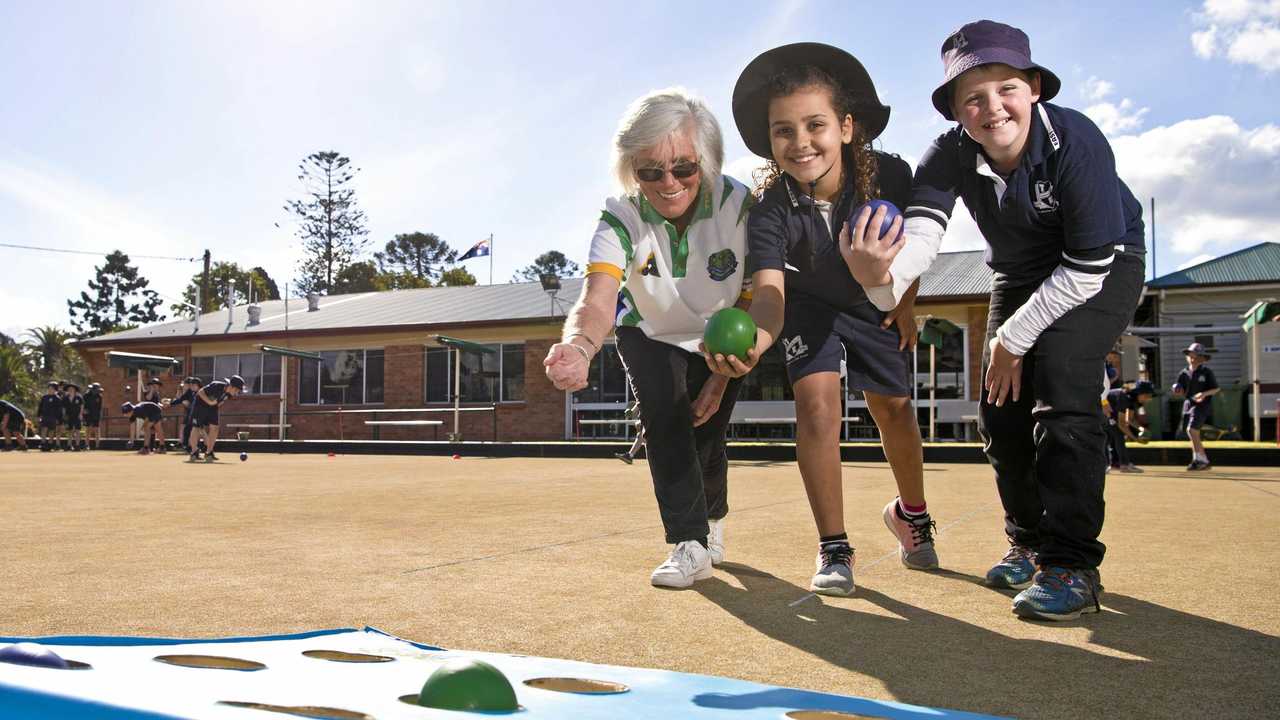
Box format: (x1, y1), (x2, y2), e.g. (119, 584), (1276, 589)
(810, 583), (856, 597)
(650, 565), (712, 589)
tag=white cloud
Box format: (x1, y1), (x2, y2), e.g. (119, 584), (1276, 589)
(940, 199), (987, 253)
(722, 155), (769, 187)
(1081, 76), (1115, 102)
(1109, 115), (1280, 259)
(1177, 253), (1216, 271)
(1085, 98), (1150, 136)
(1192, 1), (1280, 71)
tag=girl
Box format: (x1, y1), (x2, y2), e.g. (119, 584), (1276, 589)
(713, 43), (936, 597)
(845, 20), (1147, 620)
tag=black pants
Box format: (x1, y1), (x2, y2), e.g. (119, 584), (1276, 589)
(1105, 424), (1130, 466)
(616, 327), (743, 545)
(979, 252), (1145, 569)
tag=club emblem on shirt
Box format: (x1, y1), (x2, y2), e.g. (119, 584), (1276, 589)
(641, 253), (660, 277)
(706, 249), (738, 281)
(1032, 180), (1059, 213)
(782, 335), (809, 364)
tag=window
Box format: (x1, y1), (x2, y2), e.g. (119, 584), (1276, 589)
(190, 353), (278, 395)
(573, 344), (629, 404)
(425, 344), (526, 403)
(297, 349), (385, 405)
(914, 327), (967, 400)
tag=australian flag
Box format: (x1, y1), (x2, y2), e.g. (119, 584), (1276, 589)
(458, 237), (490, 261)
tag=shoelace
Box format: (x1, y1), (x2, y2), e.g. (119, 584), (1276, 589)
(819, 544), (853, 568)
(909, 518), (937, 546)
(1038, 566), (1102, 611)
(1001, 545), (1036, 565)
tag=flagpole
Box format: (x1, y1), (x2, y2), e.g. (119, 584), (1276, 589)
(489, 233), (494, 285)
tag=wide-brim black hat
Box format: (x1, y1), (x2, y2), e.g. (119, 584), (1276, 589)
(63, 382), (80, 392)
(733, 42), (890, 160)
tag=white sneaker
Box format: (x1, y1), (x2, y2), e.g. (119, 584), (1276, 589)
(810, 545), (856, 597)
(707, 517), (725, 565)
(650, 541), (712, 589)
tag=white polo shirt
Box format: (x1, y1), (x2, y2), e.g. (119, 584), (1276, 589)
(587, 175), (754, 351)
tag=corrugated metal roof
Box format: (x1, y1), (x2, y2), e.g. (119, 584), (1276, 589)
(80, 251), (994, 346)
(1148, 242), (1280, 288)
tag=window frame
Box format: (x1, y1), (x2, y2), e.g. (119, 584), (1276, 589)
(426, 342), (526, 404)
(296, 348), (386, 406)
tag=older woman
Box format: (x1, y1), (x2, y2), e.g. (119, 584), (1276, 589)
(544, 88), (755, 589)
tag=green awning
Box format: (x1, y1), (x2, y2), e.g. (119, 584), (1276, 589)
(106, 351), (180, 371)
(258, 344), (323, 361)
(918, 317), (962, 348)
(432, 335), (496, 353)
(1241, 300), (1280, 332)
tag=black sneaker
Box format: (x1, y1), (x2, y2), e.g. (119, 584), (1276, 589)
(204, 453), (219, 463)
(614, 452), (634, 465)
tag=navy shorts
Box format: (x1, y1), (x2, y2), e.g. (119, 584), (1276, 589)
(83, 414), (101, 427)
(192, 404), (220, 428)
(4, 414), (23, 432)
(64, 417), (82, 430)
(1183, 403), (1210, 431)
(779, 294), (912, 397)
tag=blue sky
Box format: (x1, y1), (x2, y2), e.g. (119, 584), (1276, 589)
(2, 0), (1278, 339)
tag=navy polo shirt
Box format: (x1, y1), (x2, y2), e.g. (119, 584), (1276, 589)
(911, 102), (1145, 287)
(130, 401), (164, 423)
(201, 381), (230, 404)
(1105, 388), (1133, 422)
(0, 399), (23, 419)
(747, 150), (913, 313)
(1175, 365), (1218, 414)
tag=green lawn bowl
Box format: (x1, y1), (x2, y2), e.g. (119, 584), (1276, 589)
(418, 658), (519, 713)
(703, 308), (757, 361)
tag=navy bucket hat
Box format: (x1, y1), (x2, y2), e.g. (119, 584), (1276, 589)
(733, 42), (890, 159)
(931, 20), (1061, 121)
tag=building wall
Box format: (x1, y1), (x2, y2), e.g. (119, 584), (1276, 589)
(1154, 285), (1280, 387)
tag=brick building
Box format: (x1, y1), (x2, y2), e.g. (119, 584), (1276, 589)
(72, 251), (996, 442)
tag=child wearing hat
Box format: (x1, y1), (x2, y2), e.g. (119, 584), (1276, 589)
(1105, 381), (1155, 473)
(189, 375), (244, 463)
(82, 383), (104, 450)
(121, 401), (166, 454)
(170, 377), (201, 455)
(61, 383), (84, 452)
(0, 399), (30, 451)
(37, 381), (64, 451)
(718, 42), (936, 597)
(1172, 342), (1218, 470)
(844, 20), (1147, 620)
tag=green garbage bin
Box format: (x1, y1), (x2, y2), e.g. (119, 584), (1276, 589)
(1207, 386), (1244, 440)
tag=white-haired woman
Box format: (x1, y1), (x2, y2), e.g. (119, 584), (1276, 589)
(545, 88), (755, 589)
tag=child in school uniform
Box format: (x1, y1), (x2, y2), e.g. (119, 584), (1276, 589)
(61, 383), (84, 452)
(37, 381), (63, 452)
(1172, 342), (1219, 470)
(121, 401), (166, 454)
(716, 43), (936, 597)
(1105, 380), (1154, 473)
(189, 375), (244, 463)
(0, 399), (30, 451)
(170, 377), (200, 455)
(845, 20), (1146, 620)
(82, 383), (104, 450)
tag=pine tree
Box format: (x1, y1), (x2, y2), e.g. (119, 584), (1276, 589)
(66, 251), (165, 337)
(512, 250), (581, 283)
(374, 232), (456, 282)
(284, 151), (370, 294)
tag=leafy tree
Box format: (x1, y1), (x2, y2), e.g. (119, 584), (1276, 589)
(375, 233), (456, 282)
(284, 151), (370, 294)
(173, 262), (280, 314)
(0, 344), (36, 408)
(512, 250), (581, 283)
(438, 267), (477, 287)
(331, 261), (382, 294)
(66, 251), (165, 337)
(23, 326), (72, 374)
(0, 331), (14, 347)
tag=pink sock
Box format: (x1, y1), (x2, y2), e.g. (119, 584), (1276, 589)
(899, 498), (927, 516)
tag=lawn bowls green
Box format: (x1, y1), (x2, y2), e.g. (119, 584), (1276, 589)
(703, 308), (757, 361)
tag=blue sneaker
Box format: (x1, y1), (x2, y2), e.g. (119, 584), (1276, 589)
(985, 545), (1037, 590)
(1012, 566), (1103, 621)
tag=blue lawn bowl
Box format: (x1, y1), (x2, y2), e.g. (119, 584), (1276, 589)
(850, 199), (903, 243)
(0, 643), (70, 670)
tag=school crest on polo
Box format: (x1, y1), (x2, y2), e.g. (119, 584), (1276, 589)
(642, 253), (660, 277)
(1032, 180), (1059, 213)
(706, 249), (738, 281)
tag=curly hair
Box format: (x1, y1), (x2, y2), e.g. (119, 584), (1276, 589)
(752, 64), (879, 205)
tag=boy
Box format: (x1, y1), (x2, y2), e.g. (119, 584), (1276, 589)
(121, 401), (166, 454)
(82, 383), (104, 450)
(846, 20), (1146, 619)
(37, 381), (63, 451)
(170, 377), (200, 454)
(189, 375), (244, 463)
(1172, 342), (1218, 470)
(1105, 381), (1154, 473)
(61, 383), (84, 451)
(0, 399), (30, 451)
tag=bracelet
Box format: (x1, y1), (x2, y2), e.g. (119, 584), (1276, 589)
(565, 343), (591, 363)
(567, 333), (599, 352)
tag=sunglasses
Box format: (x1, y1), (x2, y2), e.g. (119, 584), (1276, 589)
(634, 160), (700, 183)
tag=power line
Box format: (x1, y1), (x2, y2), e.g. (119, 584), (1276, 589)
(0, 241), (199, 262)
